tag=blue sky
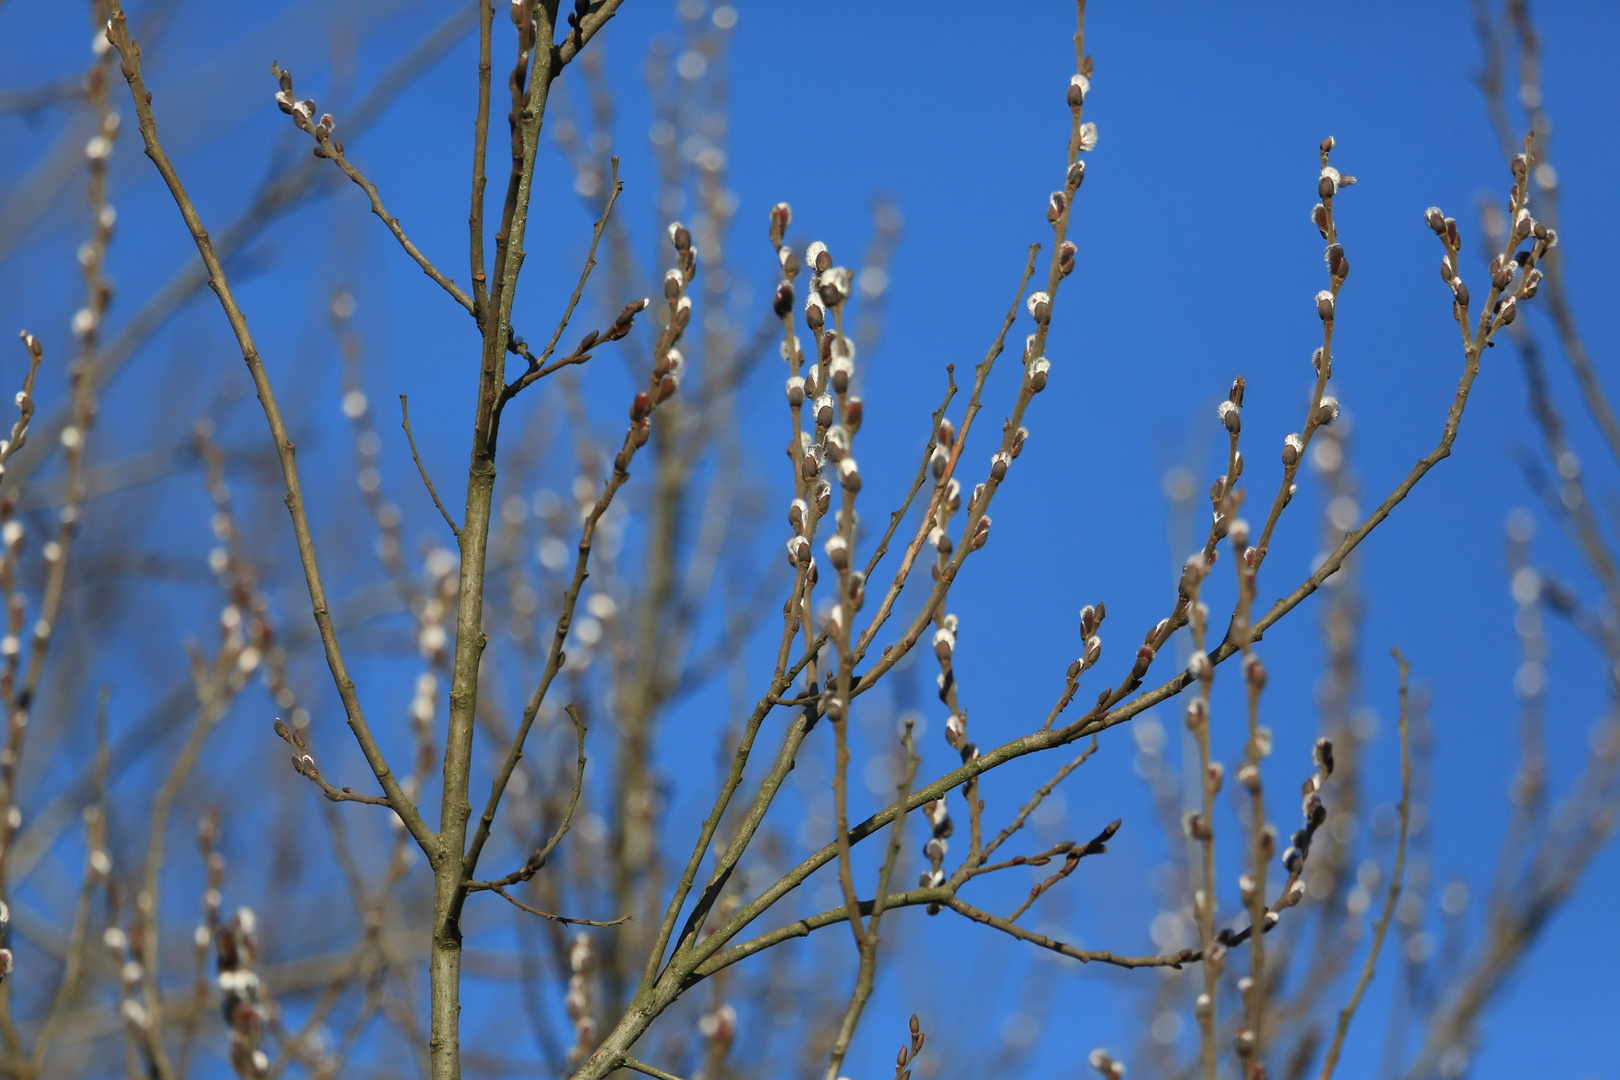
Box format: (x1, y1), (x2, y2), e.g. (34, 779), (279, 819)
(3, 1), (1619, 1077)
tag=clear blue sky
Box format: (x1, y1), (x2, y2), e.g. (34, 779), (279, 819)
(2, 2), (1618, 1077)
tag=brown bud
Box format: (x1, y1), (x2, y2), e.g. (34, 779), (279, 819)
(1327, 243), (1347, 280)
(769, 201), (792, 245)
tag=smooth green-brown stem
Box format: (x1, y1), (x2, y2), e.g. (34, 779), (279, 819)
(435, 6), (622, 1078)
(1318, 651), (1411, 1080)
(468, 0), (493, 322)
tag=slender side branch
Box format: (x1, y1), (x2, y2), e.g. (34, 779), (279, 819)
(484, 885), (631, 929)
(102, 2), (435, 854)
(400, 395), (461, 539)
(618, 1057), (688, 1080)
(1318, 650), (1412, 1080)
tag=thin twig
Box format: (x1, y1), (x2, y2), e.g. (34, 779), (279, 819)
(619, 1056), (689, 1080)
(484, 885), (630, 929)
(465, 705), (587, 890)
(399, 395), (461, 538)
(104, 1), (435, 854)
(1318, 650), (1412, 1080)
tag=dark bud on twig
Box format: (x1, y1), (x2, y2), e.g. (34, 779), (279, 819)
(1066, 159), (1086, 191)
(845, 397), (863, 433)
(1046, 190), (1068, 226)
(1010, 426), (1028, 458)
(1314, 290), (1335, 322)
(1281, 432), (1303, 467)
(1218, 400), (1241, 435)
(1490, 255), (1513, 290)
(1057, 240), (1077, 277)
(1496, 295), (1518, 325)
(657, 375), (679, 403)
(1327, 243), (1348, 281)
(1027, 290), (1052, 326)
(1318, 174), (1336, 200)
(1522, 267), (1542, 299)
(606, 298), (648, 340)
(989, 451), (1011, 482)
(629, 392), (652, 422)
(1314, 737), (1334, 777)
(808, 241), (833, 274)
(1027, 357), (1051, 393)
(1238, 763), (1261, 794)
(1511, 208), (1535, 244)
(1067, 72), (1089, 107)
(1444, 217), (1460, 247)
(1451, 278), (1470, 307)
(1311, 203), (1329, 239)
(1228, 376), (1245, 408)
(1313, 396), (1340, 427)
(1425, 206), (1447, 235)
(1245, 654), (1267, 689)
(669, 221), (692, 252)
(773, 282), (794, 318)
(816, 480), (832, 516)
(970, 515), (991, 551)
(814, 393), (835, 429)
(1131, 643), (1155, 679)
(769, 201), (792, 246)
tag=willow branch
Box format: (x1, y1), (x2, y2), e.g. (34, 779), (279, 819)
(104, 3), (435, 854)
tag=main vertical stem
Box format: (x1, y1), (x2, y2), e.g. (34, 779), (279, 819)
(431, 7), (559, 1079)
